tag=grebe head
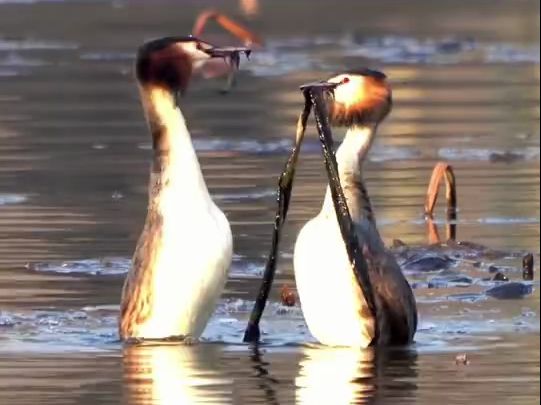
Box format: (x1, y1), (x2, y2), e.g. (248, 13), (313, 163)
(327, 69), (392, 128)
(136, 36), (250, 95)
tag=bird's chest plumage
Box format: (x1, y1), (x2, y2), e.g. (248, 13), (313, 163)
(294, 215), (375, 347)
(154, 182), (230, 272)
(135, 168), (233, 339)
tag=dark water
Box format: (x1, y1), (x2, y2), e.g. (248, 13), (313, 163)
(0, 0), (539, 403)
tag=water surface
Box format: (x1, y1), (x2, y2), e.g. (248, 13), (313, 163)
(0, 0), (539, 403)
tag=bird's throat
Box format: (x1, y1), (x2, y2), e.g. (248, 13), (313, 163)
(139, 84), (210, 207)
(335, 125), (377, 178)
(321, 125), (377, 222)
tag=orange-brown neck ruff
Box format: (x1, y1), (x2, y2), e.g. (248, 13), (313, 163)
(329, 74), (392, 128)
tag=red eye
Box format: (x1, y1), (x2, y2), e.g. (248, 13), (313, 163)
(342, 77), (350, 84)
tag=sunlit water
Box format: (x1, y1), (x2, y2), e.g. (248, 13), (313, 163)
(0, 0), (539, 403)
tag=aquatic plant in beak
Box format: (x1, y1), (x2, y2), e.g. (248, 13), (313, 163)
(191, 10), (260, 89)
(207, 45), (251, 93)
(243, 94), (312, 343)
(244, 78), (378, 343)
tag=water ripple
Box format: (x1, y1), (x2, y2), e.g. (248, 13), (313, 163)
(344, 35), (540, 64)
(438, 146), (540, 162)
(0, 38), (78, 51)
(27, 257), (130, 276)
(28, 256), (267, 278)
(0, 53), (47, 66)
(0, 193), (27, 205)
(138, 138), (423, 162)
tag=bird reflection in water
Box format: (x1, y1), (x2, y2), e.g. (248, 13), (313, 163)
(122, 342), (416, 404)
(296, 346), (418, 404)
(122, 343), (231, 404)
(122, 343), (284, 404)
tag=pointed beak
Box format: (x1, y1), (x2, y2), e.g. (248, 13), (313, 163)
(299, 81), (344, 101)
(299, 80), (340, 93)
(206, 46), (251, 60)
(205, 46), (251, 94)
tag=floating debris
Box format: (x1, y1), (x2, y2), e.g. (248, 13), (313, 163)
(492, 272), (509, 282)
(392, 239), (408, 248)
(111, 191), (124, 200)
(523, 253), (534, 281)
(455, 353), (470, 366)
(403, 254), (455, 272)
(485, 282), (533, 300)
(280, 284), (296, 307)
(489, 151), (524, 163)
(428, 273), (473, 289)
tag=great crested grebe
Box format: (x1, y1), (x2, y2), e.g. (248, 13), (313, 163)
(119, 36), (249, 341)
(245, 70), (417, 346)
(294, 69), (417, 347)
(294, 70), (417, 347)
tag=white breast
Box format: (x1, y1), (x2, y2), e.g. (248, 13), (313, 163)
(294, 214), (374, 347)
(134, 118), (232, 339)
(136, 182), (233, 339)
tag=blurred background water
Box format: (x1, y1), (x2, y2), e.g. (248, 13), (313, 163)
(0, 0), (539, 403)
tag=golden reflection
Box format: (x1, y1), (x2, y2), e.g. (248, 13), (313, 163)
(122, 343), (230, 405)
(296, 346), (377, 404)
(296, 346), (418, 404)
(426, 217), (442, 244)
(426, 217), (457, 244)
(239, 0), (260, 17)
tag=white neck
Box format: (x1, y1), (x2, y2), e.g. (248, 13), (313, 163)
(335, 125), (376, 178)
(321, 125), (377, 219)
(140, 86), (211, 205)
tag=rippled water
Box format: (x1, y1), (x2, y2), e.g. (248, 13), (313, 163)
(0, 0), (539, 403)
